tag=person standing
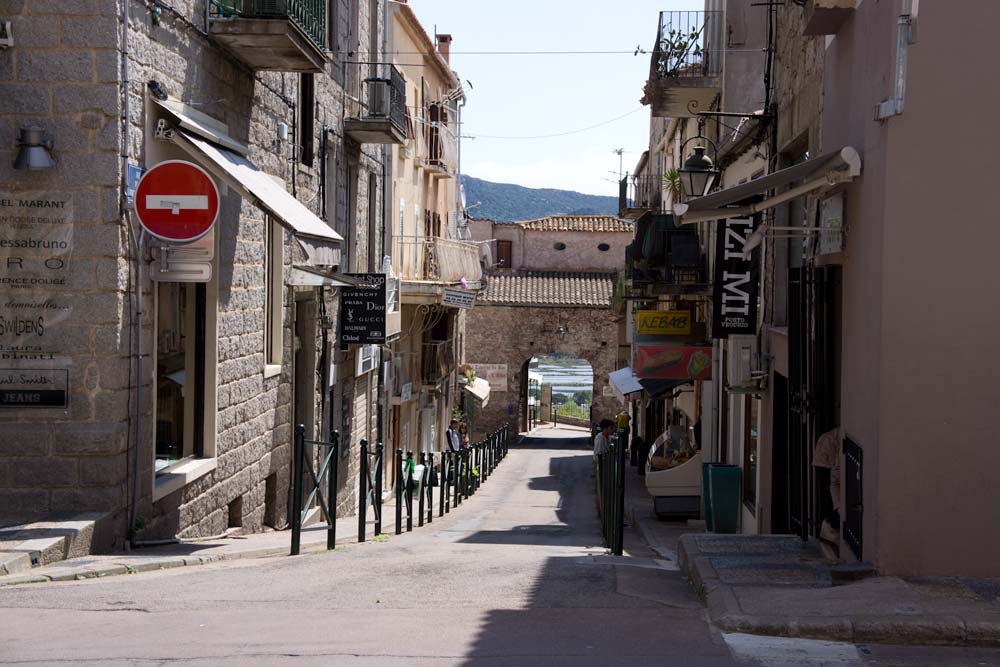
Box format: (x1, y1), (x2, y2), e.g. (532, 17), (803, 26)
(446, 419), (462, 453)
(593, 419), (615, 459)
(459, 423), (470, 449)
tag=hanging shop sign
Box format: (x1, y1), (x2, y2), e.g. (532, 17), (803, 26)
(712, 217), (759, 339)
(441, 288), (476, 309)
(819, 193), (845, 255)
(636, 309), (692, 336)
(471, 363), (507, 392)
(134, 160), (220, 243)
(340, 273), (386, 345)
(0, 191), (75, 409)
(633, 344), (713, 380)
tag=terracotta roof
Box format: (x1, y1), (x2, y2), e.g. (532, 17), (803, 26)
(480, 271), (614, 307)
(514, 215), (634, 233)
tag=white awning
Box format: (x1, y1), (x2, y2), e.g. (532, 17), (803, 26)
(609, 367), (644, 402)
(674, 146), (861, 225)
(169, 129), (343, 267)
(463, 377), (491, 407)
(286, 266), (360, 288)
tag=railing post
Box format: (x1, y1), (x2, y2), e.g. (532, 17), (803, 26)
(327, 431), (340, 550)
(418, 452), (426, 527)
(427, 452), (434, 524)
(358, 439), (368, 543)
(406, 451), (414, 532)
(454, 451), (462, 507)
(441, 451), (449, 516)
(616, 431), (627, 556)
(374, 443), (383, 536)
(291, 424), (305, 556)
(395, 448), (403, 535)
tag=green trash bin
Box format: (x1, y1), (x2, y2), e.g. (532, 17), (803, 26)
(706, 464), (741, 533)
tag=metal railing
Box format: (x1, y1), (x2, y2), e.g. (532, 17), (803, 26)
(619, 173), (665, 215)
(595, 428), (628, 556)
(397, 235), (482, 284)
(654, 10), (723, 80)
(357, 439), (384, 542)
(290, 425), (339, 555)
(345, 63), (407, 133)
(628, 215), (706, 287)
(211, 0), (326, 51)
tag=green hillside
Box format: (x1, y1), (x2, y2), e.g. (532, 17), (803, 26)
(462, 175), (618, 223)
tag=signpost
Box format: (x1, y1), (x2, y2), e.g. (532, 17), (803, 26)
(441, 288), (476, 309)
(134, 160), (220, 243)
(340, 273), (386, 345)
(636, 310), (692, 336)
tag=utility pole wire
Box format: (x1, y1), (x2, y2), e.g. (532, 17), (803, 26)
(467, 107), (644, 140)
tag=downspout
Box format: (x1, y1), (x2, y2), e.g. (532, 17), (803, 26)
(376, 0), (389, 448)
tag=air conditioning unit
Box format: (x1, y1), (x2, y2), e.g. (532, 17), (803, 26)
(365, 78), (391, 118)
(727, 335), (759, 389)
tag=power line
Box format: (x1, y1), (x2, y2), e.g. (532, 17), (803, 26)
(466, 107), (645, 140)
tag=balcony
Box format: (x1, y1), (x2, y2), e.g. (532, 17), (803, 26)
(398, 235), (483, 304)
(423, 105), (457, 178)
(803, 0), (855, 35)
(627, 214), (709, 296)
(421, 338), (455, 386)
(209, 0), (326, 72)
(619, 173), (664, 218)
(641, 10), (723, 118)
(345, 65), (407, 145)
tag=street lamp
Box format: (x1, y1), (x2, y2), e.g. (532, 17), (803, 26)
(678, 140), (718, 199)
(13, 126), (54, 170)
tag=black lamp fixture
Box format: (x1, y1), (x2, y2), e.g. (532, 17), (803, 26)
(14, 126), (54, 170)
(678, 135), (719, 199)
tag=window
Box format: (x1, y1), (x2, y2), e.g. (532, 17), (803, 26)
(742, 395), (759, 512)
(264, 220), (283, 375)
(553, 242), (566, 251)
(496, 240), (512, 268)
(598, 243), (610, 252)
(298, 73), (315, 166)
(327, 0), (338, 54)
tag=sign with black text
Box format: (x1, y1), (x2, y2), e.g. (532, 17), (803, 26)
(339, 273), (386, 345)
(712, 217), (759, 339)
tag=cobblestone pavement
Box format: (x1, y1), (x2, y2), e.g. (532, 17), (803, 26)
(2, 427), (999, 665)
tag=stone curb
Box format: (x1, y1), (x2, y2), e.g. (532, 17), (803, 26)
(676, 534), (1000, 647)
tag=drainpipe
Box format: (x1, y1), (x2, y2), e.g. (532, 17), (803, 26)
(377, 0), (389, 448)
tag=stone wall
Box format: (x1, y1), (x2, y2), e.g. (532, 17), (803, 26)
(464, 304), (619, 440)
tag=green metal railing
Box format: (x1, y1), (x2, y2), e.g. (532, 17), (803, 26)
(358, 440), (383, 542)
(596, 428), (628, 556)
(290, 424), (339, 556)
(212, 0), (326, 51)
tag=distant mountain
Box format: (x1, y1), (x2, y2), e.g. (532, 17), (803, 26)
(462, 175), (618, 223)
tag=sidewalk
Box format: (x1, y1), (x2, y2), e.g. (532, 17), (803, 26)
(624, 464), (1000, 647)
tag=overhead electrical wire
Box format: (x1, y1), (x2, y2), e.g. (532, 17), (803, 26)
(464, 107), (645, 140)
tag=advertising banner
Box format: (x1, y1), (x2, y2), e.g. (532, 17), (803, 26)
(635, 309), (692, 336)
(471, 363), (508, 392)
(712, 217), (759, 339)
(633, 344), (713, 380)
(340, 273), (386, 345)
(0, 191), (74, 409)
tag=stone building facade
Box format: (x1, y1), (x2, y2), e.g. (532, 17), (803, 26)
(0, 0), (390, 550)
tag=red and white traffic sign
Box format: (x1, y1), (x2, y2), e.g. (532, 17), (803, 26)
(134, 160), (220, 243)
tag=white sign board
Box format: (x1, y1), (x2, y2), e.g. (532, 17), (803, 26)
(472, 363), (507, 392)
(441, 288), (476, 309)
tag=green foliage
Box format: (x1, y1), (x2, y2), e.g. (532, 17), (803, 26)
(462, 175), (618, 223)
(572, 390), (593, 406)
(555, 402), (590, 419)
(552, 392), (569, 405)
(663, 168), (686, 202)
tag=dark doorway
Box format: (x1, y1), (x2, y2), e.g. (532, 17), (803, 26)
(496, 240), (512, 269)
(771, 372), (790, 534)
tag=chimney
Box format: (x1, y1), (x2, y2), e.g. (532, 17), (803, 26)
(436, 33), (452, 63)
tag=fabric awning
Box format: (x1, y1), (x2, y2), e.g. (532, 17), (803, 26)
(639, 378), (691, 399)
(675, 146), (861, 225)
(463, 377), (491, 407)
(609, 367), (644, 401)
(169, 129), (343, 267)
(286, 266), (360, 288)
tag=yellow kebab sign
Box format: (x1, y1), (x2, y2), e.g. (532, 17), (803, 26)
(635, 310), (692, 336)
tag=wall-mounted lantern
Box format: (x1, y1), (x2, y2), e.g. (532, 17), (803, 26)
(14, 126), (54, 170)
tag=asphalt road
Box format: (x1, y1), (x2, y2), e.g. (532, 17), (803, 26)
(3, 428), (999, 666)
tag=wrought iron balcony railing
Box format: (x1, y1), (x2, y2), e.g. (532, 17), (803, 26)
(345, 64), (407, 144)
(619, 173), (664, 217)
(211, 0), (325, 54)
(653, 10), (723, 80)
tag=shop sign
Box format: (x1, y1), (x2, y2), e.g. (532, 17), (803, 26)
(471, 363), (507, 392)
(0, 191), (74, 408)
(636, 309), (691, 336)
(135, 160), (220, 243)
(633, 344), (712, 380)
(400, 382), (413, 402)
(712, 217), (759, 339)
(819, 193), (845, 255)
(441, 288), (476, 309)
(340, 273), (386, 345)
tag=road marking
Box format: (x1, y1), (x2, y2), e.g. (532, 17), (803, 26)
(723, 632), (861, 666)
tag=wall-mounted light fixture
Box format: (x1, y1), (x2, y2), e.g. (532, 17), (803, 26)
(14, 126), (54, 170)
(554, 323), (569, 338)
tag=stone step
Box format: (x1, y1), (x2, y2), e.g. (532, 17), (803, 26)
(0, 512), (104, 574)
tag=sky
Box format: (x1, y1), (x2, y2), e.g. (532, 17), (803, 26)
(415, 0), (701, 197)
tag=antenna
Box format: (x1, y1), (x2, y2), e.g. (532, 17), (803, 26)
(612, 148), (625, 181)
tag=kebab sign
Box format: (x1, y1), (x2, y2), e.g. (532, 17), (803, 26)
(134, 160), (220, 243)
(634, 343), (713, 380)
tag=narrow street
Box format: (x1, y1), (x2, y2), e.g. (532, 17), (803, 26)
(2, 429), (998, 666)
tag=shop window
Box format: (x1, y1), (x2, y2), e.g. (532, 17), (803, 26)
(553, 242), (566, 251)
(264, 220), (283, 375)
(598, 243), (610, 251)
(743, 395), (759, 512)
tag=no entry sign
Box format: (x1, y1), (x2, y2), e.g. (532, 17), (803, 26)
(134, 160), (219, 243)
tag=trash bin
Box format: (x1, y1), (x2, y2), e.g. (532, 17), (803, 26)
(703, 463), (741, 533)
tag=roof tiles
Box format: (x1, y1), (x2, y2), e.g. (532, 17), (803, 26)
(514, 215), (634, 233)
(480, 271), (614, 308)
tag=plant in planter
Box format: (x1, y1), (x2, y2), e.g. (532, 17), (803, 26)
(657, 25), (705, 77)
(458, 364), (478, 385)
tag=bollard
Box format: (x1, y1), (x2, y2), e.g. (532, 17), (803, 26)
(395, 448), (403, 535)
(374, 443), (383, 536)
(291, 424), (305, 556)
(426, 452), (434, 525)
(358, 439), (368, 544)
(418, 452), (426, 527)
(441, 451), (449, 516)
(327, 431), (340, 550)
(405, 451), (414, 532)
